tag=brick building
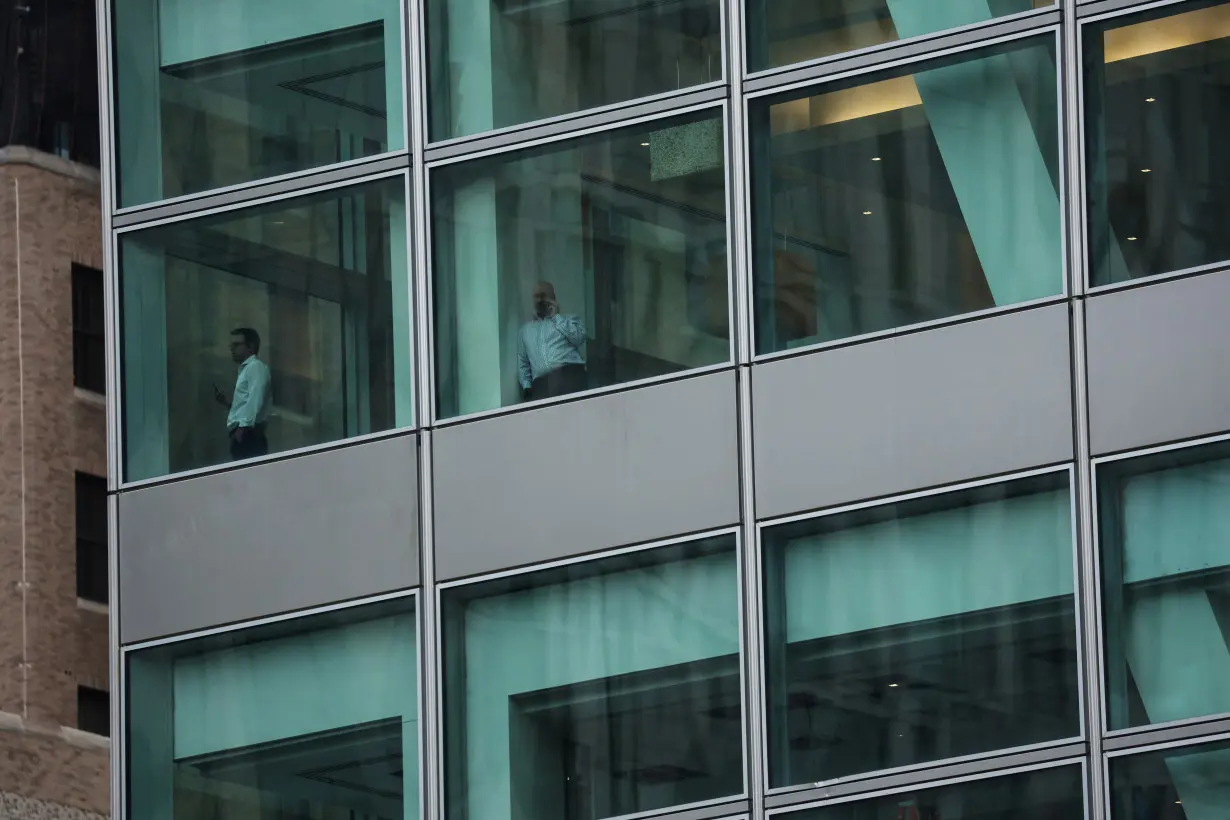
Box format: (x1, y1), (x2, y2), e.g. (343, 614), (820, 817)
(0, 0), (109, 816)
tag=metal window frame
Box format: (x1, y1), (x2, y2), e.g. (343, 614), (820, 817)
(433, 525), (750, 820)
(755, 463), (1085, 799)
(1089, 430), (1230, 746)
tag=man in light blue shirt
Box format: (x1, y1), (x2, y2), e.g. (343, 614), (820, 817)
(518, 281), (587, 401)
(213, 327), (272, 461)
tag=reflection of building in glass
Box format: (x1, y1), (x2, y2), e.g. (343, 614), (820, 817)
(0, 0), (110, 816)
(103, 1), (1230, 820)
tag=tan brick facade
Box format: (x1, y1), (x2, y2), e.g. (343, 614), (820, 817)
(0, 147), (109, 816)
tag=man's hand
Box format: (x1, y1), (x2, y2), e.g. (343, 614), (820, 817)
(214, 384), (230, 407)
(233, 426), (247, 443)
(545, 298), (559, 319)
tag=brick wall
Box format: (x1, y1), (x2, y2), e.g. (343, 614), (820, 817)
(0, 148), (109, 817)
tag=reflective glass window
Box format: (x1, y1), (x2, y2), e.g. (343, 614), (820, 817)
(425, 0), (721, 140)
(763, 472), (1078, 786)
(779, 765), (1084, 820)
(441, 535), (742, 820)
(431, 110), (730, 420)
(1098, 439), (1230, 731)
(127, 599), (419, 820)
(748, 0), (1052, 74)
(113, 0), (405, 207)
(120, 177), (413, 482)
(749, 36), (1062, 355)
(1083, 0), (1230, 286)
(1109, 739), (1230, 819)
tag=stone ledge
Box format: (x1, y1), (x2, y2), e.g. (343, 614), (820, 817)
(0, 146), (100, 187)
(0, 791), (106, 820)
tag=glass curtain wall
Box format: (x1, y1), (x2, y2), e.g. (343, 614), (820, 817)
(1109, 739), (1230, 819)
(775, 765), (1085, 820)
(430, 109), (730, 419)
(749, 36), (1062, 355)
(425, 0), (721, 140)
(441, 535), (743, 820)
(762, 472), (1079, 786)
(112, 0), (405, 206)
(747, 0), (1053, 74)
(1083, 0), (1230, 286)
(1098, 439), (1230, 731)
(127, 599), (419, 820)
(119, 176), (413, 482)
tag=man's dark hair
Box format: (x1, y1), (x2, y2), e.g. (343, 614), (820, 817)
(231, 327), (261, 355)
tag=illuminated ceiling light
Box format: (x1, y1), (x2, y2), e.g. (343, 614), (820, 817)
(1146, 97), (1156, 102)
(1141, 168), (1152, 173)
(640, 142), (650, 147)
(871, 156), (882, 161)
(888, 683), (899, 688)
(863, 210), (873, 215)
(1127, 236), (1138, 241)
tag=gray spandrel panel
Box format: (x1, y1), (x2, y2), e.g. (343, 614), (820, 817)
(432, 371), (740, 580)
(753, 304), (1075, 519)
(118, 435), (420, 644)
(1088, 270), (1230, 455)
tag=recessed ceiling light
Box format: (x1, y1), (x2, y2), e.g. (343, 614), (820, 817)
(1141, 168), (1152, 173)
(871, 156), (881, 161)
(1175, 801), (1182, 805)
(888, 683), (899, 688)
(641, 142), (650, 147)
(1127, 236), (1137, 241)
(863, 210), (873, 215)
(1146, 97), (1156, 102)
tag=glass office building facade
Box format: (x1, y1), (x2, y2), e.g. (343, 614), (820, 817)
(98, 0), (1230, 820)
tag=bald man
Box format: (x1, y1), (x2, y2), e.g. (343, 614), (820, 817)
(517, 281), (587, 401)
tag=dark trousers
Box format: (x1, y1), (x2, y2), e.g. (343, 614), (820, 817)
(528, 364), (587, 401)
(229, 424), (269, 461)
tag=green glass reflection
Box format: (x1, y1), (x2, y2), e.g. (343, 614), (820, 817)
(431, 110), (730, 420)
(1083, 0), (1230, 286)
(763, 472), (1079, 786)
(113, 0), (405, 207)
(749, 36), (1062, 355)
(1110, 740), (1230, 819)
(748, 0), (1049, 73)
(426, 0), (721, 140)
(128, 601), (418, 820)
(441, 536), (742, 820)
(120, 177), (413, 482)
(1099, 439), (1230, 730)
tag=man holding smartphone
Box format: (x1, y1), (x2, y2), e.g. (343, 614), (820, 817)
(213, 327), (272, 461)
(517, 281), (587, 401)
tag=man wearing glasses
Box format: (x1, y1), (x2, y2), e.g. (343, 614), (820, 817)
(213, 327), (272, 461)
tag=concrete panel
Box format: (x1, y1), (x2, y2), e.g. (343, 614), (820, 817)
(433, 372), (740, 580)
(119, 436), (420, 644)
(1088, 270), (1230, 456)
(754, 304), (1074, 519)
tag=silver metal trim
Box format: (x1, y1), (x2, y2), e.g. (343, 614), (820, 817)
(106, 490), (123, 820)
(737, 369), (766, 820)
(756, 462), (1074, 530)
(116, 426), (419, 493)
(749, 295), (1068, 367)
(424, 82), (728, 160)
(431, 362), (736, 430)
(744, 15), (1060, 96)
(424, 98), (726, 167)
(113, 167), (409, 234)
(1073, 0), (1092, 296)
(112, 154), (412, 229)
(121, 588), (420, 652)
(1103, 718), (1230, 752)
(745, 4), (1058, 87)
(437, 524), (741, 589)
(1078, 0), (1197, 20)
(720, 101), (740, 369)
(1091, 429), (1230, 465)
(765, 750), (1086, 813)
(418, 430), (442, 820)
